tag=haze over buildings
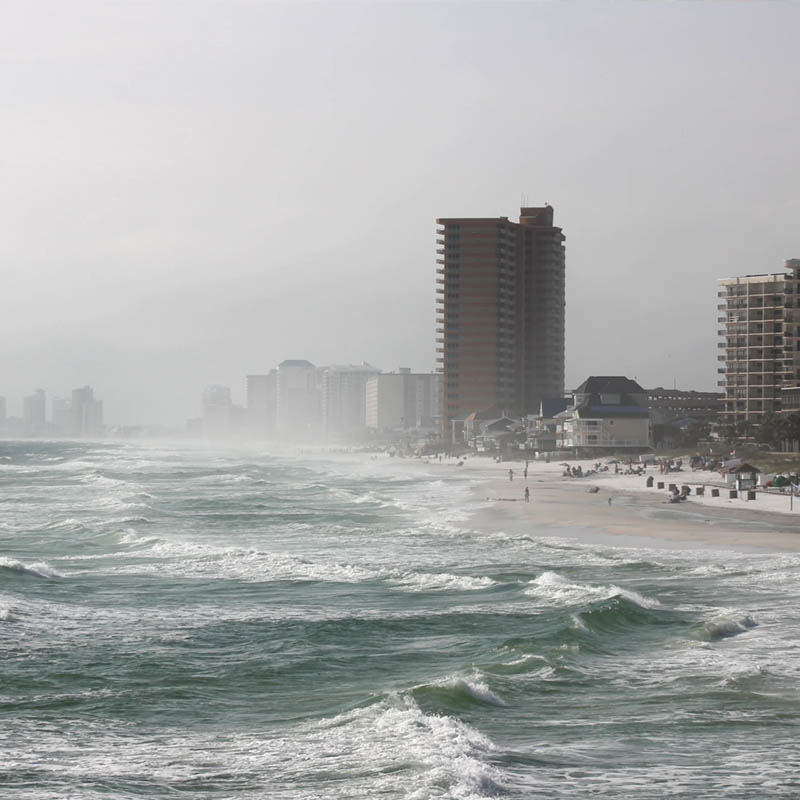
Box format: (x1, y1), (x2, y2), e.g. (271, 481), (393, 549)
(3, 3), (800, 426)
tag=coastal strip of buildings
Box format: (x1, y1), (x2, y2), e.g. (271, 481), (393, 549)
(195, 363), (441, 442)
(9, 205), (800, 450)
(0, 385), (104, 438)
(432, 203), (725, 455)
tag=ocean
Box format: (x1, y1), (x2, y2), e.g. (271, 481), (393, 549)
(1, 440), (799, 799)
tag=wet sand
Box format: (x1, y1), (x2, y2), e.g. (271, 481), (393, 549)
(475, 465), (800, 553)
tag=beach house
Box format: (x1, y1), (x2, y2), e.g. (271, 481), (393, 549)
(559, 376), (651, 453)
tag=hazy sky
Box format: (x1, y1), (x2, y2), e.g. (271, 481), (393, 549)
(3, 1), (799, 425)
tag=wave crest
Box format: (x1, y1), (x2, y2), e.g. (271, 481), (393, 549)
(411, 674), (506, 708)
(525, 570), (659, 609)
(693, 612), (758, 642)
(0, 556), (62, 579)
(388, 570), (496, 592)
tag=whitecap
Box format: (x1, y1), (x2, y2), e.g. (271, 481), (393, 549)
(440, 675), (507, 707)
(696, 612), (758, 642)
(388, 570), (496, 592)
(525, 570), (660, 609)
(0, 556), (62, 579)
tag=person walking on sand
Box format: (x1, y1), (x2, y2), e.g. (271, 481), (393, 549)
(524, 487), (530, 503)
(508, 468), (514, 481)
(523, 466), (528, 480)
(608, 496), (612, 505)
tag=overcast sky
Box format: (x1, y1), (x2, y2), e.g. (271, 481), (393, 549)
(2, 1), (799, 425)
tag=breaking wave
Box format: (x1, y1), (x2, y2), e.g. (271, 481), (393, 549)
(410, 674), (507, 709)
(525, 570), (660, 609)
(0, 556), (62, 579)
(693, 612), (759, 642)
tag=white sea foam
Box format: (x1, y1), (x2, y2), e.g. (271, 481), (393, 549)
(0, 696), (504, 799)
(216, 473), (258, 484)
(388, 570), (496, 592)
(697, 611), (758, 642)
(109, 540), (383, 584)
(436, 675), (507, 707)
(118, 529), (158, 545)
(525, 570), (660, 609)
(105, 537), (499, 592)
(0, 557), (62, 579)
(313, 695), (504, 797)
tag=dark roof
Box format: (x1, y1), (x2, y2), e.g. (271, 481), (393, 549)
(576, 404), (649, 419)
(482, 416), (516, 431)
(573, 376), (645, 395)
(539, 397), (569, 418)
(727, 463), (760, 473)
(279, 359), (315, 368)
(483, 414), (519, 428)
(465, 407), (503, 422)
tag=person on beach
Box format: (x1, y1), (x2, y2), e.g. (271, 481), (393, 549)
(608, 496), (612, 505)
(508, 469), (514, 481)
(524, 466), (528, 480)
(524, 487), (530, 502)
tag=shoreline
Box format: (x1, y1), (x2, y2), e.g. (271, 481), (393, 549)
(273, 448), (800, 555)
(471, 458), (800, 554)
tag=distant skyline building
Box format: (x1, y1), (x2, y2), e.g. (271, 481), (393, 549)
(202, 385), (232, 437)
(71, 386), (104, 437)
(0, 396), (6, 426)
(436, 206), (565, 435)
(718, 259), (800, 426)
(246, 371), (277, 438)
(276, 360), (320, 439)
(51, 396), (72, 436)
(365, 369), (441, 432)
(23, 389), (46, 436)
(321, 363), (381, 438)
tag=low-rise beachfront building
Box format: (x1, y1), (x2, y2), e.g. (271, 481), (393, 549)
(647, 387), (724, 427)
(559, 376), (651, 453)
(463, 411), (524, 451)
(722, 463), (760, 491)
(525, 397), (570, 451)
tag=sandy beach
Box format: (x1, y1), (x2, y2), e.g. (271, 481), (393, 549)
(444, 455), (800, 553)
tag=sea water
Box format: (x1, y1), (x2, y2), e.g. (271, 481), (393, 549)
(1, 440), (799, 798)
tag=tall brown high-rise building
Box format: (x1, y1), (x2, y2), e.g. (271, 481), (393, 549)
(435, 206), (565, 434)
